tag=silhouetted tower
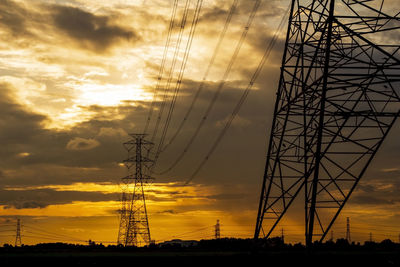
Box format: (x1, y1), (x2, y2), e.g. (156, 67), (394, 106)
(346, 217), (351, 243)
(15, 218), (21, 247)
(215, 220), (220, 239)
(330, 230), (334, 242)
(117, 134), (154, 246)
(255, 0), (400, 248)
(369, 232), (373, 243)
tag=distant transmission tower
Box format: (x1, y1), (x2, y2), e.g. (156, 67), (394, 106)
(15, 218), (21, 247)
(255, 0), (400, 247)
(215, 220), (221, 239)
(346, 217), (351, 243)
(117, 134), (154, 246)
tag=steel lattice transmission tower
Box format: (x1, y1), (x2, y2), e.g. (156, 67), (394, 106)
(255, 0), (400, 246)
(118, 134), (154, 246)
(15, 218), (21, 247)
(215, 220), (221, 239)
(346, 217), (351, 243)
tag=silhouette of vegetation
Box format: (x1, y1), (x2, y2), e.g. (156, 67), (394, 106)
(1, 237), (399, 266)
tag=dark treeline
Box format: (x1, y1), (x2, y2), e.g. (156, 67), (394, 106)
(1, 238), (399, 266)
(1, 237), (400, 251)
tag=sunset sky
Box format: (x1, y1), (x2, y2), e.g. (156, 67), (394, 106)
(0, 0), (399, 245)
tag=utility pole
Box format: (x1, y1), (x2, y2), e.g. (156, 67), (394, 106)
(215, 220), (220, 239)
(281, 228), (284, 244)
(330, 230), (334, 242)
(117, 134), (154, 247)
(15, 218), (21, 247)
(254, 0), (400, 247)
(346, 217), (351, 243)
(369, 232), (373, 243)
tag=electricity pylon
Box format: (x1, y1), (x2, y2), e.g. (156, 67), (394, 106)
(15, 218), (21, 247)
(118, 134), (154, 246)
(346, 217), (351, 243)
(215, 220), (221, 239)
(255, 0), (400, 247)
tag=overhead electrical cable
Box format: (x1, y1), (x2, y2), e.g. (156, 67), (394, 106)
(24, 231), (87, 243)
(183, 2), (291, 184)
(160, 0), (239, 153)
(154, 0), (262, 175)
(23, 225), (86, 242)
(143, 0), (179, 134)
(153, 0), (204, 162)
(150, 0), (192, 143)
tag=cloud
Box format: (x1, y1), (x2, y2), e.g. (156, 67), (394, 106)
(3, 201), (47, 209)
(98, 127), (128, 138)
(0, 0), (141, 54)
(351, 195), (394, 205)
(0, 1), (399, 241)
(0, 188), (119, 209)
(66, 137), (100, 151)
(0, 82), (48, 145)
(0, 0), (30, 37)
(215, 114), (251, 128)
(156, 209), (178, 215)
(51, 5), (140, 52)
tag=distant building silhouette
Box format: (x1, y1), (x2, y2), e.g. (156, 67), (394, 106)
(159, 239), (198, 248)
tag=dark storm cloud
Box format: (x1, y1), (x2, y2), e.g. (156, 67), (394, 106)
(0, 188), (119, 209)
(50, 5), (140, 52)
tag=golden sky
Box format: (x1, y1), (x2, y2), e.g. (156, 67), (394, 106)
(0, 0), (399, 245)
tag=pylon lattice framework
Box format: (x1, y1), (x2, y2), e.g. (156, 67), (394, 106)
(118, 134), (154, 246)
(255, 0), (400, 246)
(215, 220), (221, 239)
(15, 218), (21, 247)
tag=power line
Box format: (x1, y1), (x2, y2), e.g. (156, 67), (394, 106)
(23, 225), (86, 242)
(171, 225), (213, 238)
(160, 0), (239, 154)
(22, 235), (85, 243)
(153, 0), (204, 163)
(24, 230), (86, 243)
(150, 0), (192, 143)
(154, 0), (263, 175)
(184, 1), (290, 184)
(143, 0), (179, 134)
